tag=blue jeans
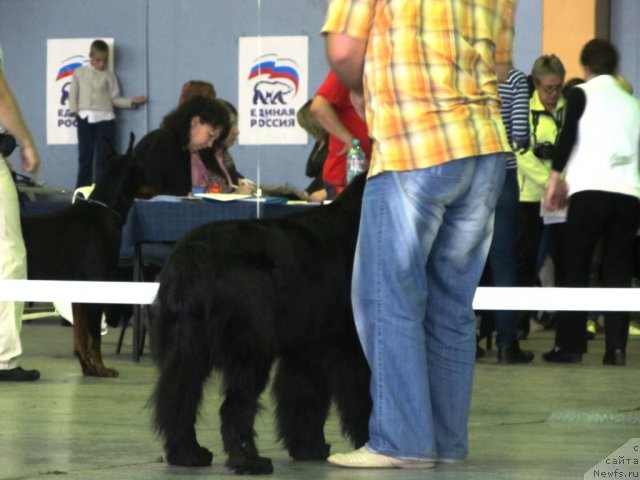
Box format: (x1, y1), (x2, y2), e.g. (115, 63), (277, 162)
(352, 154), (506, 461)
(76, 117), (116, 188)
(486, 167), (519, 348)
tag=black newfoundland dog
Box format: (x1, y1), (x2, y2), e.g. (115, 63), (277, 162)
(151, 173), (371, 474)
(22, 135), (142, 377)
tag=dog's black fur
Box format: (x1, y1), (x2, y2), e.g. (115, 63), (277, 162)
(151, 173), (371, 474)
(22, 134), (142, 377)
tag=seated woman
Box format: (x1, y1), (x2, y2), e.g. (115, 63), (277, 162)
(197, 100), (255, 195)
(134, 96), (230, 197)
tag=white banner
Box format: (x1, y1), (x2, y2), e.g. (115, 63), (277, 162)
(238, 36), (308, 145)
(46, 38), (114, 145)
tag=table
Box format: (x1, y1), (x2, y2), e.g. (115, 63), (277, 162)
(122, 197), (314, 360)
(19, 185), (73, 217)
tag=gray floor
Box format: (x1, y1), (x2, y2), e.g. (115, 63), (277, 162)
(1, 316), (639, 480)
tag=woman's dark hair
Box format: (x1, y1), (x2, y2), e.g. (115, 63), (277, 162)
(580, 38), (618, 75)
(563, 77), (585, 97)
(178, 80), (216, 105)
(161, 96), (231, 149)
(219, 99), (238, 117)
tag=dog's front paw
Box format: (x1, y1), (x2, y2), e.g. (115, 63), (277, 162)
(166, 445), (213, 467)
(93, 365), (119, 378)
(226, 455), (273, 475)
(289, 442), (331, 461)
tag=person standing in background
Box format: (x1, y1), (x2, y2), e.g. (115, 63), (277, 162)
(69, 39), (146, 188)
(479, 66), (534, 364)
(310, 70), (370, 199)
(323, 0), (514, 468)
(515, 54), (566, 338)
(0, 41), (41, 381)
(543, 39), (640, 366)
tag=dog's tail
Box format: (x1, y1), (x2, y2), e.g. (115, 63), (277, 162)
(151, 241), (224, 369)
(150, 242), (224, 444)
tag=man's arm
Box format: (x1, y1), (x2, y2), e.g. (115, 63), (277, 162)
(0, 70), (39, 173)
(325, 33), (367, 94)
(310, 95), (354, 155)
(495, 63), (510, 83)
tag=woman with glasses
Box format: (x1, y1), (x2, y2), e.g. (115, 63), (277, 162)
(515, 54), (567, 337)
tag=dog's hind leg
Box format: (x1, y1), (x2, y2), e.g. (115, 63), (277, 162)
(220, 360), (274, 474)
(273, 355), (331, 460)
(153, 337), (213, 467)
(72, 303), (118, 377)
(326, 346), (372, 448)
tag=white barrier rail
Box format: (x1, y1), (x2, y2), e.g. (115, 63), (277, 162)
(1, 280), (640, 311)
(0, 280), (158, 305)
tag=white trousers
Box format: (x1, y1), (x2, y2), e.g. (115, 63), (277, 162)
(0, 157), (27, 369)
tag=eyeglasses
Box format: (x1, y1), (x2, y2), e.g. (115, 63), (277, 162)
(540, 84), (563, 94)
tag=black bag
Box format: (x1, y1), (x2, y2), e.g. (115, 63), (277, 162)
(305, 138), (328, 179)
(0, 132), (17, 157)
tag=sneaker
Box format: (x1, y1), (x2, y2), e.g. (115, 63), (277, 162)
(327, 447), (435, 469)
(0, 367), (40, 382)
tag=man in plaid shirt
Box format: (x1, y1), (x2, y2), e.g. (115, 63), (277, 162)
(323, 0), (515, 468)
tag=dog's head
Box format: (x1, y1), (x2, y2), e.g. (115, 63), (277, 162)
(89, 133), (145, 221)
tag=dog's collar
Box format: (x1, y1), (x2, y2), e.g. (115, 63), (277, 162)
(78, 197), (123, 224)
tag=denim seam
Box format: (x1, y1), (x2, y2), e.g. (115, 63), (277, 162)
(373, 179), (386, 448)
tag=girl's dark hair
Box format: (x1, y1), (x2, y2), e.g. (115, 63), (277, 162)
(161, 96), (231, 149)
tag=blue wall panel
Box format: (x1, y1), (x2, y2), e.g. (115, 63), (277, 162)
(0, 0), (572, 191)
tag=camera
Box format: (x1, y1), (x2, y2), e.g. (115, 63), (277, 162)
(0, 133), (17, 157)
(533, 141), (555, 160)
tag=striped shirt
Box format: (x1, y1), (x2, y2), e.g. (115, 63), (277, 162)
(322, 0), (514, 176)
(498, 68), (531, 169)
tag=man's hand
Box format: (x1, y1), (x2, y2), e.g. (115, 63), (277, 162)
(20, 143), (39, 174)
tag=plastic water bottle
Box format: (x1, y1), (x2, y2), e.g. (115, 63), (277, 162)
(346, 138), (367, 184)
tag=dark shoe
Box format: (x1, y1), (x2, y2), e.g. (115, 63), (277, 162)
(542, 347), (582, 364)
(497, 342), (535, 364)
(603, 349), (626, 366)
(0, 367), (40, 381)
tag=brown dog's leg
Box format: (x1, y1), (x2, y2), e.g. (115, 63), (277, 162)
(72, 303), (119, 377)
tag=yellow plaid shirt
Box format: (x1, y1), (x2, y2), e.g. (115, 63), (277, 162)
(322, 0), (514, 176)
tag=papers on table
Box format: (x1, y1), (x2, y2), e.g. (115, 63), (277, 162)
(194, 193), (253, 202)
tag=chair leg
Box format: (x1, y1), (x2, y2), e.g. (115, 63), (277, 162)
(116, 315), (130, 355)
(134, 305), (150, 359)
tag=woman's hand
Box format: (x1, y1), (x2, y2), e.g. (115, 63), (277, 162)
(544, 172), (568, 210)
(236, 178), (256, 195)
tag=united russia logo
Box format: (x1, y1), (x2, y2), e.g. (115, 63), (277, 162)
(247, 54), (299, 129)
(55, 54), (86, 127)
(248, 54), (299, 105)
